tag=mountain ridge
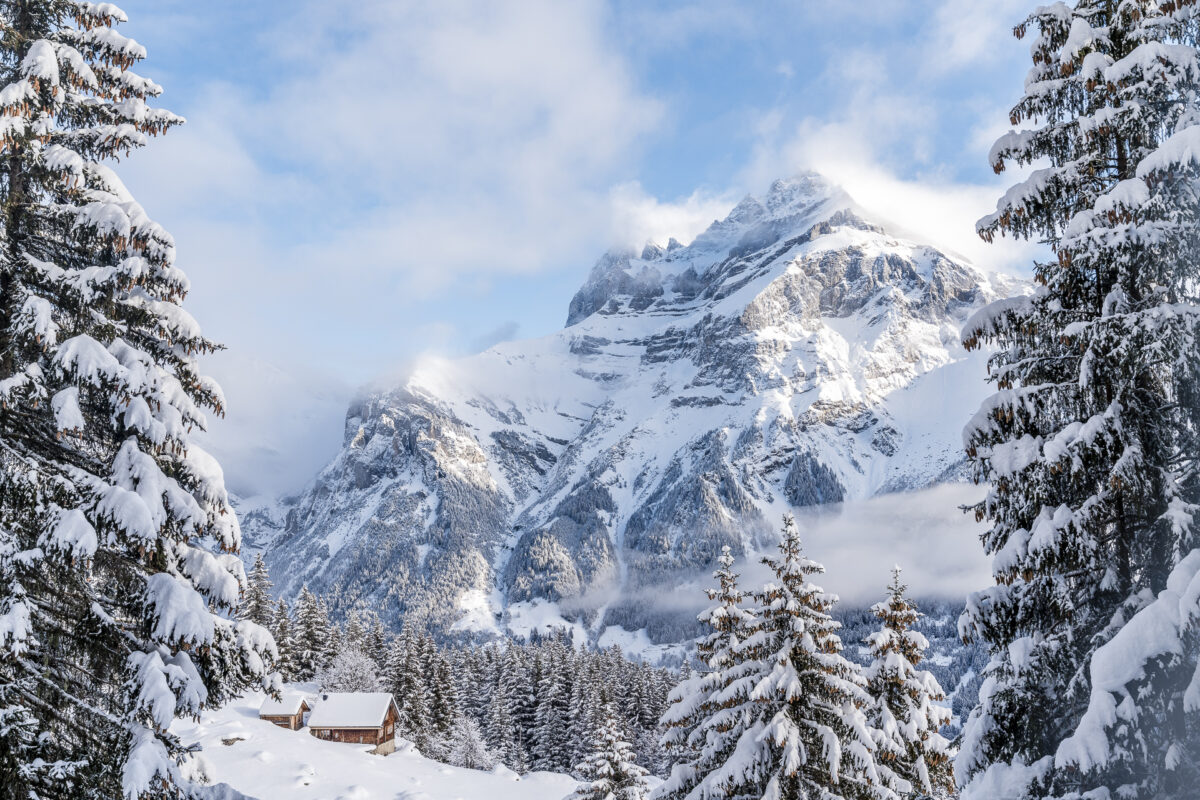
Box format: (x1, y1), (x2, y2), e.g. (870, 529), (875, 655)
(248, 172), (1017, 643)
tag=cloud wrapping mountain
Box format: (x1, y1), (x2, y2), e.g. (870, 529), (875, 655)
(251, 173), (1015, 641)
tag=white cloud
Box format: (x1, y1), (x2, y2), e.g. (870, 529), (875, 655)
(787, 146), (1042, 274)
(113, 0), (1044, 498)
(194, 351), (351, 498)
(729, 112), (1041, 275)
(609, 1), (754, 53)
(131, 0), (663, 289)
(608, 181), (737, 249)
(261, 2), (658, 186)
(926, 0), (1030, 74)
(734, 11), (1044, 277)
(690, 484), (991, 609)
(789, 483), (991, 606)
(470, 321), (521, 354)
(590, 484), (991, 617)
(118, 0), (667, 491)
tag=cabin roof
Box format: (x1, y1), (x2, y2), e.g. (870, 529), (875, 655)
(258, 692), (309, 717)
(306, 692), (398, 729)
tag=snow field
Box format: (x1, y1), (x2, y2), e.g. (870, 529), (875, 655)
(176, 691), (580, 800)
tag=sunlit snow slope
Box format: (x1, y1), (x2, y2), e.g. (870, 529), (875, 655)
(176, 691), (579, 800)
(255, 173), (1016, 641)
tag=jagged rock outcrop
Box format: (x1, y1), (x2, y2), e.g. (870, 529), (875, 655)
(252, 172), (1017, 641)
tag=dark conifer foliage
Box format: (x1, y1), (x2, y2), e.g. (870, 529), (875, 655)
(283, 600), (677, 776)
(960, 3), (1200, 798)
(656, 519), (910, 800)
(240, 552), (274, 628)
(569, 699), (651, 800)
(270, 598), (296, 682)
(292, 585), (333, 680)
(862, 568), (953, 798)
(656, 544), (758, 800)
(0, 3), (274, 797)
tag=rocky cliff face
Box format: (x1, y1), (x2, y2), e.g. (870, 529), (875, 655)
(254, 173), (1014, 641)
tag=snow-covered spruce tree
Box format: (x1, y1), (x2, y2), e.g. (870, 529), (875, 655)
(569, 656), (606, 769)
(513, 645), (539, 768)
(863, 567), (952, 799)
(960, 4), (1200, 798)
(485, 685), (521, 770)
(426, 650), (460, 760)
(488, 646), (530, 771)
(627, 665), (666, 778)
(291, 585), (331, 680)
(0, 3), (278, 798)
(364, 611), (389, 668)
(639, 668), (673, 777)
(270, 598), (296, 682)
(449, 714), (496, 771)
(239, 552), (273, 628)
(318, 595), (340, 656)
(568, 699), (651, 800)
(387, 632), (434, 754)
(698, 516), (902, 800)
(452, 646), (487, 723)
(381, 628), (410, 694)
(655, 544), (758, 800)
(318, 647), (380, 694)
(341, 607), (366, 653)
(532, 641), (574, 772)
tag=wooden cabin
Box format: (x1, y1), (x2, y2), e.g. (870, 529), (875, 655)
(306, 692), (401, 755)
(258, 692), (311, 731)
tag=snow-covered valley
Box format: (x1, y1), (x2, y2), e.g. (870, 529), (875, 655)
(178, 690), (582, 800)
(8, 3), (1200, 799)
(194, 173), (1007, 800)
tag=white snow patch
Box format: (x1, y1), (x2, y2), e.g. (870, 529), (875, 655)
(505, 599), (588, 644)
(450, 588), (502, 636)
(307, 693), (396, 729)
(259, 691), (308, 717)
(174, 690), (579, 800)
(597, 625), (690, 664)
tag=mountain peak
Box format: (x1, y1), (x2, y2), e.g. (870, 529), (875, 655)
(764, 171), (845, 211)
(566, 172), (863, 326)
(255, 168), (1012, 643)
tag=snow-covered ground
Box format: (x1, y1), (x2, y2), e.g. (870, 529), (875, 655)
(176, 691), (579, 800)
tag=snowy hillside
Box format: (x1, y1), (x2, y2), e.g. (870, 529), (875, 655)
(255, 172), (1018, 640)
(177, 691), (581, 800)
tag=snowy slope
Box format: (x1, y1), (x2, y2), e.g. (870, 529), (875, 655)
(176, 691), (579, 800)
(256, 173), (1018, 640)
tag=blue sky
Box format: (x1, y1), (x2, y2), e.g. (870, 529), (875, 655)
(112, 0), (1040, 495)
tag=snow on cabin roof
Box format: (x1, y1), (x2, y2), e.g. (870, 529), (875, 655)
(306, 693), (397, 729)
(259, 692), (309, 716)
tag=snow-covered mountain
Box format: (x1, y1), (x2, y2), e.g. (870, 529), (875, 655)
(254, 173), (1014, 641)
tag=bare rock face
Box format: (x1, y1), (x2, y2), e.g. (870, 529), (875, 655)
(253, 172), (1017, 641)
